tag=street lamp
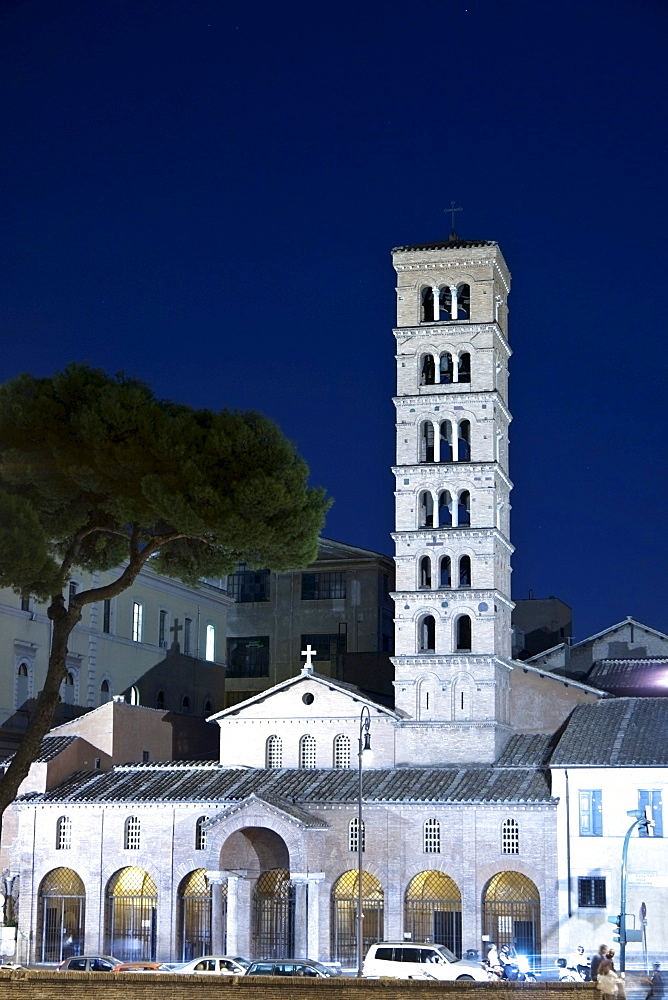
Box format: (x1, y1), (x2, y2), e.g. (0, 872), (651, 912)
(616, 807), (652, 972)
(356, 706), (372, 977)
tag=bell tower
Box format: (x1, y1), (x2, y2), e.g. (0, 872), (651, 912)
(391, 234), (514, 764)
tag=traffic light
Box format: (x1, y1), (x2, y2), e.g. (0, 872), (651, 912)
(607, 914), (622, 943)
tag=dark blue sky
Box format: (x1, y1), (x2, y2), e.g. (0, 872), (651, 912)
(1, 0), (666, 641)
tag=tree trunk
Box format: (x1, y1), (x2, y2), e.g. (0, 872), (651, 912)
(0, 600), (80, 838)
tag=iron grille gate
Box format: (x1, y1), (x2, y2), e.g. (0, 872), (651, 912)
(331, 898), (384, 967)
(40, 895), (85, 962)
(252, 869), (295, 959)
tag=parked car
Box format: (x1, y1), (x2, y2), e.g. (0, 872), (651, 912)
(116, 961), (172, 972)
(56, 955), (124, 972)
(246, 959), (341, 977)
(172, 955), (250, 975)
(363, 942), (491, 981)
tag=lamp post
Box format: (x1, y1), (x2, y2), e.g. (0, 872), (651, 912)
(618, 808), (652, 972)
(356, 706), (372, 977)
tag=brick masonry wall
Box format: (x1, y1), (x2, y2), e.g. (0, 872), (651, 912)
(0, 971), (647, 1000)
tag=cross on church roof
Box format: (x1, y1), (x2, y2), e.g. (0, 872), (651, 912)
(445, 200), (463, 237)
(301, 644), (317, 670)
(170, 618), (183, 652)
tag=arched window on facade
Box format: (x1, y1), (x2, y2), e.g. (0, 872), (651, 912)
(458, 491), (471, 526)
(423, 818), (441, 854)
(419, 615), (436, 652)
(348, 817), (365, 853)
(419, 490), (434, 528)
(457, 420), (471, 461)
(62, 671), (75, 705)
(266, 735), (283, 768)
(156, 690), (165, 710)
(439, 286), (452, 320)
(124, 816), (141, 851)
(203, 698), (213, 714)
(502, 818), (519, 855)
(458, 352), (471, 382)
(439, 491), (452, 527)
(439, 352), (454, 383)
(181, 695), (191, 714)
(440, 556), (451, 588)
(130, 686), (140, 705)
(195, 816), (208, 851)
(440, 420), (453, 462)
(333, 734), (351, 769)
(16, 662), (29, 709)
(456, 615), (472, 651)
(456, 283), (471, 318)
(299, 734), (316, 769)
(419, 556), (432, 589)
(421, 287), (435, 322)
(100, 678), (111, 705)
(56, 816), (72, 851)
(420, 354), (436, 385)
(459, 555), (471, 587)
(420, 421), (435, 463)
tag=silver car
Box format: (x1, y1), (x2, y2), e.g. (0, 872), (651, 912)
(172, 955), (249, 975)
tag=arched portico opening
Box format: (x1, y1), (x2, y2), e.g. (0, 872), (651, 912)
(104, 867), (157, 961)
(482, 871), (541, 960)
(331, 869), (384, 967)
(178, 868), (213, 961)
(405, 870), (462, 957)
(38, 868), (85, 963)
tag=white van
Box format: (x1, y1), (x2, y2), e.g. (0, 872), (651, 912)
(363, 942), (491, 981)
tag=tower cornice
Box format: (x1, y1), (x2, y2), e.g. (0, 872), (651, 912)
(392, 462), (513, 492)
(394, 391), (512, 424)
(391, 529), (514, 554)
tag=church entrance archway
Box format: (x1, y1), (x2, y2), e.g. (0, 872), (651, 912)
(482, 872), (540, 960)
(104, 867), (157, 961)
(331, 870), (384, 966)
(220, 826), (293, 959)
(405, 871), (462, 957)
(38, 868), (85, 963)
(178, 868), (214, 961)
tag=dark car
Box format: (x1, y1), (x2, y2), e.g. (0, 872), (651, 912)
(246, 959), (340, 977)
(57, 955), (123, 972)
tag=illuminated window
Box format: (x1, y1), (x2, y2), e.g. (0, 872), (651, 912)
(205, 624), (215, 662)
(423, 818), (441, 853)
(132, 602), (143, 642)
(502, 818), (519, 854)
(124, 816), (141, 850)
(56, 815), (72, 850)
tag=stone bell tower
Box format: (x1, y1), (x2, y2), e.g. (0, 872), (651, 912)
(390, 233), (514, 764)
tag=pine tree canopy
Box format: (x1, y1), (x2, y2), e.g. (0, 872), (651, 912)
(0, 363), (330, 599)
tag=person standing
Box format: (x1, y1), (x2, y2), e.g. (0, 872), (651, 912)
(645, 963), (664, 1000)
(591, 945), (609, 982)
(597, 958), (622, 996)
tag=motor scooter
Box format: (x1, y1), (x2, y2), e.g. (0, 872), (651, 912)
(556, 958), (588, 982)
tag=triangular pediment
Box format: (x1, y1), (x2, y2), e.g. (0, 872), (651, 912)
(204, 791), (328, 831)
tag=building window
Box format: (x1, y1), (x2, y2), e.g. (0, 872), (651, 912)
(20, 595), (30, 612)
(227, 636), (270, 677)
(159, 609), (168, 648)
(639, 790), (663, 837)
(195, 816), (207, 851)
(183, 617), (192, 655)
(132, 602), (143, 642)
(156, 690), (165, 709)
(578, 876), (606, 908)
(16, 662), (29, 709)
(333, 734), (351, 769)
(423, 818), (441, 853)
(458, 352), (471, 382)
(205, 624), (215, 662)
(579, 790), (602, 836)
(124, 816), (141, 850)
(299, 734), (316, 769)
(419, 556), (432, 589)
(420, 354), (436, 385)
(459, 555), (471, 587)
(301, 572), (346, 600)
(266, 735), (283, 768)
(56, 816), (72, 850)
(181, 695), (191, 713)
(100, 679), (111, 705)
(455, 615), (472, 651)
(419, 490), (434, 528)
(103, 599), (111, 633)
(68, 580), (78, 604)
(349, 817), (365, 853)
(419, 615), (436, 652)
(502, 818), (519, 854)
(227, 563), (270, 602)
(440, 556), (451, 588)
(300, 633), (347, 663)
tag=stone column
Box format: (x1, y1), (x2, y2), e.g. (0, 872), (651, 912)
(432, 286), (439, 320)
(224, 875), (239, 955)
(450, 284), (458, 320)
(290, 873), (326, 960)
(205, 871), (225, 954)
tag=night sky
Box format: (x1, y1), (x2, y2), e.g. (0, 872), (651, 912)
(1, 0), (666, 642)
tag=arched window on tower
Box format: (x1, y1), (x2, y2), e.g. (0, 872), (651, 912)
(458, 352), (471, 383)
(418, 491), (434, 528)
(457, 420), (471, 461)
(458, 491), (471, 526)
(456, 283), (471, 319)
(419, 556), (432, 589)
(266, 735), (283, 768)
(459, 556), (471, 587)
(439, 287), (452, 320)
(456, 615), (472, 651)
(419, 615), (436, 652)
(420, 422), (434, 463)
(440, 556), (451, 588)
(439, 352), (453, 383)
(420, 354), (436, 385)
(439, 421), (453, 462)
(439, 491), (452, 527)
(421, 287), (435, 322)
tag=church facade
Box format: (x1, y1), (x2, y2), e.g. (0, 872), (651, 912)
(6, 234), (666, 970)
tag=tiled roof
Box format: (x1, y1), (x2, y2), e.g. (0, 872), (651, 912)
(550, 698), (668, 766)
(22, 763), (553, 807)
(495, 734), (556, 768)
(393, 238), (497, 252)
(0, 735), (79, 767)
